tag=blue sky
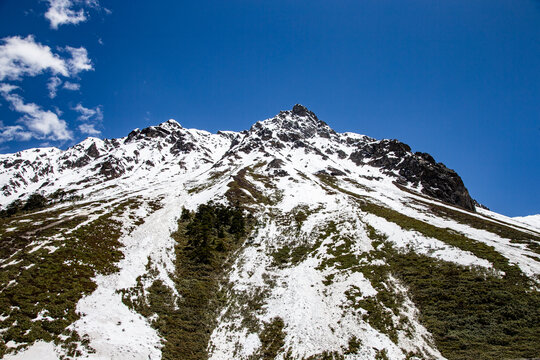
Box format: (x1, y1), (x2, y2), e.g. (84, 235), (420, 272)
(0, 0), (539, 216)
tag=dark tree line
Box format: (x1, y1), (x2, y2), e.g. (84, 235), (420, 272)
(0, 193), (48, 218)
(0, 190), (84, 218)
(182, 203), (248, 263)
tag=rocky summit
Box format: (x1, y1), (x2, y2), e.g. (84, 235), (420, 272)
(0, 106), (539, 360)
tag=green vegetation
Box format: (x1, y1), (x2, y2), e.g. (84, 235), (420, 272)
(312, 189), (540, 360)
(344, 336), (362, 355)
(392, 252), (540, 359)
(357, 200), (527, 280)
(396, 184), (540, 253)
(0, 193), (48, 218)
(315, 173), (368, 200)
(271, 243), (318, 268)
(316, 222), (405, 346)
(294, 209), (308, 230)
(342, 177), (374, 193)
(350, 292), (399, 343)
(2, 168), (537, 359)
(425, 198), (539, 254)
(270, 210), (328, 268)
(185, 203), (246, 263)
(225, 166), (276, 206)
(0, 190), (84, 219)
(359, 222), (540, 360)
(0, 197), (149, 357)
(0, 205), (77, 260)
(21, 193), (48, 212)
(375, 349), (389, 360)
(318, 173), (526, 278)
(122, 202), (251, 360)
(255, 317), (286, 360)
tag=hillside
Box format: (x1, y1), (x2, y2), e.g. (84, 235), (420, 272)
(0, 105), (539, 360)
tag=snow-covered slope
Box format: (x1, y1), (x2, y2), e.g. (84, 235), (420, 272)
(0, 105), (539, 360)
(513, 214), (540, 232)
(0, 119), (234, 207)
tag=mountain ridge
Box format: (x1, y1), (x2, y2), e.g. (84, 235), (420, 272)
(0, 104), (476, 212)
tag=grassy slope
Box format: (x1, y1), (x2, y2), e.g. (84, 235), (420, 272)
(0, 197), (155, 357)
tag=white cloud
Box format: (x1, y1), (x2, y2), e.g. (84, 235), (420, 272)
(0, 36), (68, 81)
(74, 103), (103, 122)
(0, 83), (19, 94)
(0, 124), (33, 143)
(0, 83), (72, 141)
(78, 123), (100, 135)
(47, 76), (62, 98)
(66, 46), (93, 74)
(45, 0), (104, 29)
(85, 0), (101, 9)
(45, 0), (87, 29)
(63, 81), (80, 91)
(53, 107), (63, 116)
(74, 103), (103, 136)
(0, 36), (92, 82)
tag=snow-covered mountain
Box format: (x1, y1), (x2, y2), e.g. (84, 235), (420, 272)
(0, 105), (539, 360)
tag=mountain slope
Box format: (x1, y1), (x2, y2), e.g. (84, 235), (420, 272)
(513, 214), (540, 232)
(0, 105), (539, 360)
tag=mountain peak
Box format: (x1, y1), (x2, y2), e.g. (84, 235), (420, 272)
(291, 103), (310, 117)
(159, 118), (182, 129)
(250, 104), (333, 138)
(283, 104), (320, 122)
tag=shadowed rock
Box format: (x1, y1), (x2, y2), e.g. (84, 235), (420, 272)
(350, 139), (475, 211)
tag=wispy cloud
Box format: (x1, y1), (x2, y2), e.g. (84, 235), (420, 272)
(74, 103), (103, 136)
(63, 81), (80, 91)
(47, 76), (62, 98)
(45, 0), (105, 29)
(0, 83), (72, 141)
(0, 123), (33, 143)
(74, 103), (103, 122)
(0, 36), (93, 81)
(78, 123), (100, 135)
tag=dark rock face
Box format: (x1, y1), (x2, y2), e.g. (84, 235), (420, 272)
(126, 127), (170, 143)
(170, 136), (196, 155)
(73, 155), (92, 168)
(292, 104), (310, 117)
(86, 143), (100, 158)
(316, 167), (347, 177)
(267, 158), (285, 169)
(247, 105), (475, 211)
(350, 139), (476, 211)
(327, 167), (347, 176)
(0, 104), (477, 216)
(97, 158), (125, 179)
(141, 126), (170, 139)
